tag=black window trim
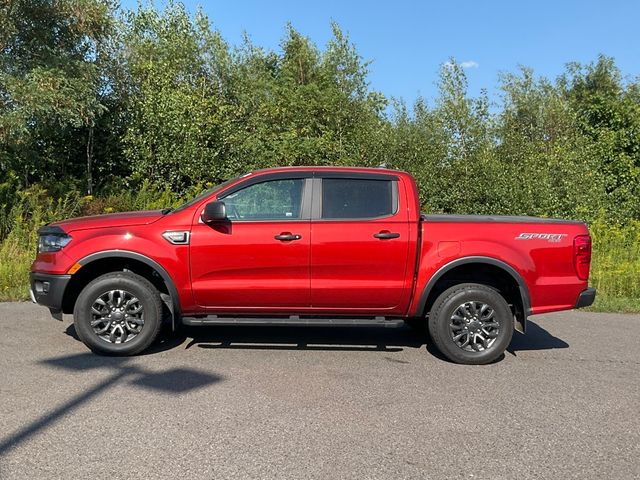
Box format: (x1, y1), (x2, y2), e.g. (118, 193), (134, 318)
(312, 177), (399, 221)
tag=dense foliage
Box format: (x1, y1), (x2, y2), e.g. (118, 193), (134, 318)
(1, 1), (639, 308)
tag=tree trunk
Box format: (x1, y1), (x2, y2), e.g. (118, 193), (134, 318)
(86, 126), (94, 195)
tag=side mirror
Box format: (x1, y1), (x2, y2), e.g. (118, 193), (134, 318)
(201, 201), (227, 223)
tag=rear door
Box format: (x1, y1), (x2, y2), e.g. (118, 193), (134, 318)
(190, 175), (312, 310)
(309, 174), (411, 314)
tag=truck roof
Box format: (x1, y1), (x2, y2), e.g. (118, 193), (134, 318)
(249, 165), (409, 176)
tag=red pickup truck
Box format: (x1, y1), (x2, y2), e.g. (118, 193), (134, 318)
(30, 167), (595, 364)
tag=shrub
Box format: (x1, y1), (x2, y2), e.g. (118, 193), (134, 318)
(589, 219), (640, 300)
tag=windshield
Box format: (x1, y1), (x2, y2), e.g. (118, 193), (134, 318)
(170, 176), (241, 214)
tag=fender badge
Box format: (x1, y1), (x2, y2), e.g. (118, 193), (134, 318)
(515, 233), (567, 243)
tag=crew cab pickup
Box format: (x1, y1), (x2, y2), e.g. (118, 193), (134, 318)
(30, 167), (595, 364)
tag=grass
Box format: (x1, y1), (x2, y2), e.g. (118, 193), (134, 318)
(586, 296), (640, 314)
(0, 240), (33, 302)
(588, 220), (640, 300)
(586, 219), (640, 312)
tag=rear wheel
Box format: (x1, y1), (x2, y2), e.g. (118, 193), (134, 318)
(73, 271), (163, 355)
(428, 283), (514, 365)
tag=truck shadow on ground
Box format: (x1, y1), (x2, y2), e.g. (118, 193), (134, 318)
(180, 319), (568, 360)
(64, 318), (568, 360)
(507, 320), (569, 355)
(187, 324), (418, 353)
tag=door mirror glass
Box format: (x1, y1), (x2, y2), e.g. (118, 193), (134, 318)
(201, 201), (227, 223)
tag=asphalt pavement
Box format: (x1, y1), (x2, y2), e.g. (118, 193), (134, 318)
(0, 302), (638, 479)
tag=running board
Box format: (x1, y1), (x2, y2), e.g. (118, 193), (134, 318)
(181, 315), (404, 327)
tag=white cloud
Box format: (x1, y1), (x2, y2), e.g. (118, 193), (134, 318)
(442, 60), (479, 70)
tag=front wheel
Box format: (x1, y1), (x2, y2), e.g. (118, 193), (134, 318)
(73, 271), (164, 355)
(428, 283), (514, 365)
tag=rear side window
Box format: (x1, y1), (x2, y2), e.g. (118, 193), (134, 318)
(322, 178), (395, 219)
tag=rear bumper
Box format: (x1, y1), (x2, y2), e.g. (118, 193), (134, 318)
(29, 272), (71, 313)
(575, 287), (596, 309)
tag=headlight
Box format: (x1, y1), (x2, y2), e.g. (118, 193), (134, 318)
(37, 234), (72, 253)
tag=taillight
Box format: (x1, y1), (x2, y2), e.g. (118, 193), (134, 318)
(573, 235), (592, 281)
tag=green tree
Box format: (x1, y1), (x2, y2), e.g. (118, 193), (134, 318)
(224, 23), (386, 174)
(120, 8), (387, 190)
(118, 2), (230, 190)
(0, 0), (114, 191)
(496, 66), (608, 220)
(388, 60), (500, 215)
(564, 55), (640, 221)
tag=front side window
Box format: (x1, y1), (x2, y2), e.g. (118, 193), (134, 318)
(322, 178), (395, 219)
(220, 179), (304, 220)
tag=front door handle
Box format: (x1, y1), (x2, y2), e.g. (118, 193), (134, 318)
(275, 233), (302, 241)
(373, 231), (400, 239)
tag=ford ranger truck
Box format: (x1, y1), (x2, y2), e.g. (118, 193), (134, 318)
(30, 167), (596, 364)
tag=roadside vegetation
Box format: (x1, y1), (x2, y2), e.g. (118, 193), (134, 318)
(1, 1), (639, 310)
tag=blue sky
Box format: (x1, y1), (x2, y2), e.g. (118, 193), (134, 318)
(122, 0), (639, 106)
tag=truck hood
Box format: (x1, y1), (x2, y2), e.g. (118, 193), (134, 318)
(51, 210), (164, 232)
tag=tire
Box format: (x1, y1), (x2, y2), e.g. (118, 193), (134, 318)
(73, 271), (164, 356)
(427, 283), (514, 365)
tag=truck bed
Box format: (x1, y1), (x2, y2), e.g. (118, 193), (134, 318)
(423, 214), (585, 225)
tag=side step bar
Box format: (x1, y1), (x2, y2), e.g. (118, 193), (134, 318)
(181, 315), (405, 328)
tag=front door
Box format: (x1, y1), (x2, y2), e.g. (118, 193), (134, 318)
(190, 177), (311, 310)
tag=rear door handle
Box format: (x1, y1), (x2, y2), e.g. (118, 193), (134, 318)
(373, 231), (400, 239)
(275, 233), (302, 241)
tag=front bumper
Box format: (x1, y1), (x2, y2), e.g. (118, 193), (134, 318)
(575, 287), (597, 308)
(29, 272), (71, 314)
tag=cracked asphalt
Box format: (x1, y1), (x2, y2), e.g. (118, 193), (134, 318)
(0, 302), (639, 479)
